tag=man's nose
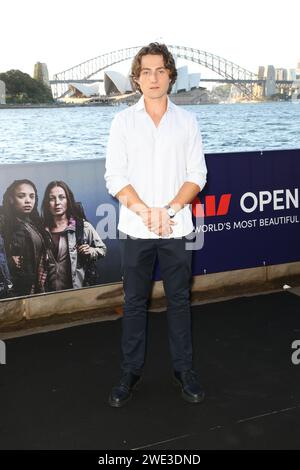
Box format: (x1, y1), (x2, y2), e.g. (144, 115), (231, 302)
(150, 71), (158, 81)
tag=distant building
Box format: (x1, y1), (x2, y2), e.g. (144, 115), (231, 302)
(265, 65), (276, 96)
(288, 69), (297, 81)
(67, 82), (101, 98)
(265, 65), (275, 80)
(253, 82), (264, 99)
(104, 71), (132, 95)
(103, 63), (202, 96)
(34, 62), (50, 86)
(256, 67), (265, 97)
(257, 66), (265, 80)
(172, 66), (200, 94)
(66, 64), (201, 99)
(0, 80), (5, 104)
(296, 59), (300, 80)
(189, 73), (201, 90)
(175, 66), (189, 92)
(275, 68), (288, 81)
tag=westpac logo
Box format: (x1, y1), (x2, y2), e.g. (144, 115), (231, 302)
(192, 188), (299, 217)
(192, 194), (232, 217)
(0, 340), (6, 365)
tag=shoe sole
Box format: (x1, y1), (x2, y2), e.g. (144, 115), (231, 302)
(108, 377), (142, 408)
(173, 377), (205, 404)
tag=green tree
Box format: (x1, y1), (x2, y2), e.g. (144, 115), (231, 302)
(0, 70), (53, 104)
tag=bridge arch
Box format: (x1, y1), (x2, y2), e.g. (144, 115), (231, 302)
(52, 45), (258, 99)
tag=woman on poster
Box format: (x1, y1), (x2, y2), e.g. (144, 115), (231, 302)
(41, 180), (106, 291)
(2, 179), (47, 297)
(0, 210), (13, 298)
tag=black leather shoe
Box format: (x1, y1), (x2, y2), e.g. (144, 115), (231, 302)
(173, 369), (205, 404)
(108, 372), (141, 408)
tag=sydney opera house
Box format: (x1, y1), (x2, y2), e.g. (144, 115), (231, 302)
(67, 65), (201, 99)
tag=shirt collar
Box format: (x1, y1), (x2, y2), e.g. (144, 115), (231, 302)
(136, 94), (174, 113)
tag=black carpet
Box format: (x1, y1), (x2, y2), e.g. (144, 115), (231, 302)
(0, 291), (300, 450)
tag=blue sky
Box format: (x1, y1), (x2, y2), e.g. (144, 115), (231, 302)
(1, 0), (299, 79)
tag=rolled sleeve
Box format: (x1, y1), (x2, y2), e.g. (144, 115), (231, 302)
(104, 115), (130, 197)
(185, 115), (207, 192)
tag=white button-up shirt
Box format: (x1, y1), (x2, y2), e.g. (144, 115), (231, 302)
(104, 95), (207, 239)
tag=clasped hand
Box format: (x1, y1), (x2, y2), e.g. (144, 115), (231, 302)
(139, 207), (176, 237)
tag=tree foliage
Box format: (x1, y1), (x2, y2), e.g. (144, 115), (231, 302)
(0, 70), (54, 104)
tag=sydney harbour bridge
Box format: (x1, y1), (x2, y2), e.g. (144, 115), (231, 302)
(50, 45), (292, 100)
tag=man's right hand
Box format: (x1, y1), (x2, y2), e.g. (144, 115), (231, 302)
(138, 207), (176, 237)
(118, 188), (176, 237)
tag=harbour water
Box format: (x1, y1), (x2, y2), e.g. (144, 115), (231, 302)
(0, 101), (299, 165)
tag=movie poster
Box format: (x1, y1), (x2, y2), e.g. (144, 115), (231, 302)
(0, 158), (121, 300)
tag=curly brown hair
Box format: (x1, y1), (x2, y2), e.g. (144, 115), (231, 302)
(130, 43), (177, 94)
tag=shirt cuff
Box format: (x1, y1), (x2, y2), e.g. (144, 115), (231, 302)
(185, 173), (207, 192)
(106, 176), (130, 197)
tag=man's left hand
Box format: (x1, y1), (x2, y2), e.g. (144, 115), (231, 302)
(144, 207), (176, 236)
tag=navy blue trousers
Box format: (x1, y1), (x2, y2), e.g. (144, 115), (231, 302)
(119, 233), (193, 375)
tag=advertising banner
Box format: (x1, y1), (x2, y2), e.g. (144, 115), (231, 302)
(0, 149), (299, 300)
(190, 149), (300, 275)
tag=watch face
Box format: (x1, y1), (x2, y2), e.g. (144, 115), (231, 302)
(168, 208), (176, 218)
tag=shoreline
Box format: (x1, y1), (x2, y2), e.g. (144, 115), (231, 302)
(0, 102), (115, 109)
(0, 100), (271, 110)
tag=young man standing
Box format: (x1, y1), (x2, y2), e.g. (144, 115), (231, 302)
(104, 43), (207, 407)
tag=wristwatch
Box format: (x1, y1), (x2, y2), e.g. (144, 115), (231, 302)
(164, 205), (176, 218)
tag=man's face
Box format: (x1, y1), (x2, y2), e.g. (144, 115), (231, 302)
(136, 54), (171, 100)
